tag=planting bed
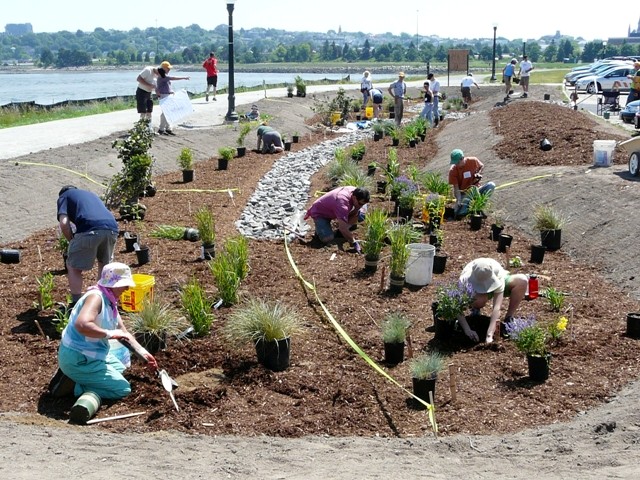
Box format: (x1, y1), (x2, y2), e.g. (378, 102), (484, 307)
(2, 85), (640, 444)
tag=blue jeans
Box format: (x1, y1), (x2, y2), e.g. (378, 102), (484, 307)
(456, 183), (496, 216)
(420, 102), (433, 125)
(433, 95), (440, 121)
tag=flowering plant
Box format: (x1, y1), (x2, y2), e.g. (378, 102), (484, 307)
(434, 280), (474, 322)
(390, 175), (418, 199)
(547, 315), (568, 343)
(504, 315), (547, 356)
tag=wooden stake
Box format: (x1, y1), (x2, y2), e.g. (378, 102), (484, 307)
(379, 265), (386, 293)
(406, 332), (413, 359)
(85, 411), (146, 425)
(34, 319), (47, 340)
(37, 245), (43, 262)
(448, 363), (457, 403)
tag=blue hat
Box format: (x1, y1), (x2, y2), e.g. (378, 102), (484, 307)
(450, 149), (464, 164)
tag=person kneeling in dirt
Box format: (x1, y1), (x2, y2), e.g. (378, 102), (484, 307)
(304, 186), (370, 253)
(448, 149), (495, 217)
(256, 124), (284, 153)
(56, 262), (158, 400)
(457, 258), (528, 344)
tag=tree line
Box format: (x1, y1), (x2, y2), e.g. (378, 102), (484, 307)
(1, 24), (639, 68)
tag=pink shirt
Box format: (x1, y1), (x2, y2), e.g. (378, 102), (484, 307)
(306, 186), (356, 223)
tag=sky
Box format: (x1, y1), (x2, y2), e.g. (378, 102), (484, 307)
(4, 1), (639, 42)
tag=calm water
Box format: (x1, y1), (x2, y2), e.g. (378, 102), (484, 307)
(0, 70), (349, 105)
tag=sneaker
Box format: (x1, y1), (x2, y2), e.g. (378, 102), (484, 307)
(48, 368), (76, 398)
(158, 130), (167, 135)
(165, 129), (176, 136)
(205, 94), (209, 102)
(213, 97), (217, 101)
(522, 93), (528, 98)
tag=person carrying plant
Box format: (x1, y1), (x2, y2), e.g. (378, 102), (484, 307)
(54, 262), (158, 403)
(448, 149), (495, 217)
(304, 186), (370, 253)
(457, 258), (528, 344)
(256, 123), (284, 154)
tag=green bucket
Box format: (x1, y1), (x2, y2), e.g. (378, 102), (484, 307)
(69, 391), (101, 424)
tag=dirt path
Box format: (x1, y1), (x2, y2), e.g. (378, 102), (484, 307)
(2, 85), (640, 478)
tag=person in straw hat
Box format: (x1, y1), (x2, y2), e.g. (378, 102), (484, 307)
(457, 258), (527, 343)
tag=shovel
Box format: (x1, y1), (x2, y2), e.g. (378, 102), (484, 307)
(118, 338), (180, 412)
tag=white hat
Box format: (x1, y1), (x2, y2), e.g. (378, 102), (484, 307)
(98, 262), (136, 289)
(460, 258), (505, 294)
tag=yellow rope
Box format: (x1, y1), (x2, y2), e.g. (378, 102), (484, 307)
(496, 173), (559, 190)
(14, 161), (105, 187)
(283, 233), (438, 436)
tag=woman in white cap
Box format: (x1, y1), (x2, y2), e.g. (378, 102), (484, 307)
(458, 257), (527, 343)
(360, 70), (373, 108)
(57, 262), (158, 400)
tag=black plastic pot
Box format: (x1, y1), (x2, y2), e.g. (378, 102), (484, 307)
(183, 228), (200, 242)
(490, 224), (504, 241)
(256, 337), (291, 372)
(469, 214), (483, 231)
(123, 232), (138, 252)
(182, 169), (194, 183)
(135, 245), (150, 265)
(626, 313), (640, 339)
(530, 244), (546, 264)
(527, 354), (551, 382)
(384, 342), (405, 364)
(412, 377), (436, 409)
(0, 248), (21, 264)
(202, 242), (215, 260)
(218, 158), (229, 170)
(540, 229), (561, 251)
(292, 135), (299, 143)
(540, 138), (553, 151)
(364, 254), (380, 273)
(388, 274), (405, 294)
(432, 254), (448, 274)
(497, 233), (513, 253)
(236, 146), (246, 158)
(135, 331), (166, 354)
(284, 142), (292, 151)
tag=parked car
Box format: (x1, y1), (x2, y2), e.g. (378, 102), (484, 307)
(565, 60), (633, 85)
(620, 100), (640, 123)
(574, 66), (636, 94)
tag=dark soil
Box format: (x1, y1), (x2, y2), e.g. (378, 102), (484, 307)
(2, 84), (640, 440)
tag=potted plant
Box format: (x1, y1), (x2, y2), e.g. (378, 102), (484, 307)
(388, 125), (401, 146)
(409, 350), (447, 408)
(423, 193), (447, 233)
(378, 148), (400, 194)
(466, 188), (493, 230)
(372, 122), (384, 142)
(292, 131), (300, 143)
(349, 142), (366, 162)
(294, 75), (306, 97)
(381, 312), (411, 364)
(397, 190), (418, 221)
(489, 209), (508, 241)
(194, 206), (216, 260)
(362, 207), (388, 272)
(177, 147), (194, 183)
(218, 146), (235, 170)
(282, 134), (292, 151)
(367, 161), (377, 176)
(126, 298), (188, 354)
(403, 123), (418, 147)
(223, 297), (304, 371)
(236, 123), (251, 157)
(434, 280), (474, 340)
(387, 222), (419, 294)
(533, 204), (566, 251)
(286, 84), (294, 98)
(504, 315), (552, 381)
(432, 229), (448, 274)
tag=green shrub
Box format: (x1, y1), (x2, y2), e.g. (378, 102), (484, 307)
(180, 277), (215, 336)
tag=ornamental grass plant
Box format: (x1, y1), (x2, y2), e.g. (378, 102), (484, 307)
(180, 277), (215, 337)
(409, 351), (447, 380)
(381, 312), (411, 343)
(362, 207), (388, 259)
(224, 297), (304, 345)
(533, 204), (566, 231)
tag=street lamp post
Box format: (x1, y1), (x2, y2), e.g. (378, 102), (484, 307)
(490, 25), (497, 82)
(602, 41), (607, 60)
(225, 0), (239, 123)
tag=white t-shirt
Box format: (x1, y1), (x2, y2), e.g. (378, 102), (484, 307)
(137, 66), (157, 93)
(430, 79), (440, 93)
(520, 60), (533, 77)
(461, 76), (475, 88)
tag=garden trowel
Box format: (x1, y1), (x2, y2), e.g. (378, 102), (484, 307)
(159, 369), (179, 412)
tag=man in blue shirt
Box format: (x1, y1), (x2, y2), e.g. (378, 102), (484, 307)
(57, 185), (119, 308)
(502, 59), (517, 100)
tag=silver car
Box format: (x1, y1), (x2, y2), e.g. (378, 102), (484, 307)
(574, 66), (635, 94)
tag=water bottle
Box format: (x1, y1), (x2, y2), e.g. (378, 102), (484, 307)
(525, 274), (539, 301)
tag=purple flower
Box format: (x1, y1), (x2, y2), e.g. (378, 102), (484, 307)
(504, 314), (537, 340)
